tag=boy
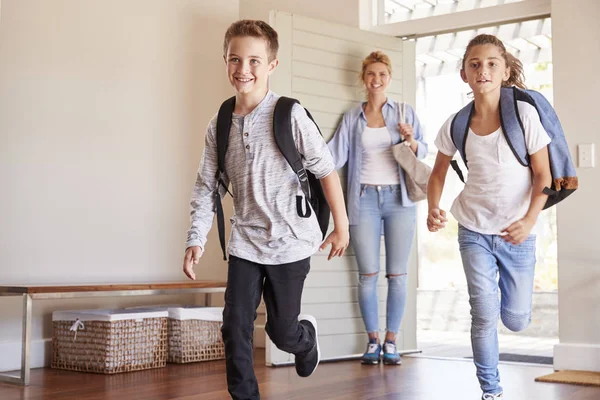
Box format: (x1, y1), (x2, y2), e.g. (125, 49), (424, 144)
(182, 20), (349, 400)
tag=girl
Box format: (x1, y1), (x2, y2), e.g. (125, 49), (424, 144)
(427, 34), (552, 399)
(328, 51), (428, 365)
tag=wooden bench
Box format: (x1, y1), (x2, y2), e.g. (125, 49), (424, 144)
(0, 281), (227, 386)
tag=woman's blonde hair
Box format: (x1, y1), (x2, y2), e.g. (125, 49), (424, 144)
(359, 51), (392, 85)
(462, 34), (526, 89)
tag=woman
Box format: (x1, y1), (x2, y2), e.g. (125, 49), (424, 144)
(328, 51), (428, 365)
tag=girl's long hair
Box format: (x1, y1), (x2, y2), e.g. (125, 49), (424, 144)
(462, 34), (526, 89)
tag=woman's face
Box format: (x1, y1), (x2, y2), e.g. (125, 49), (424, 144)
(363, 62), (391, 95)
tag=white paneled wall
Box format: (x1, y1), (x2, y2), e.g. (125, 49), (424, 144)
(264, 11), (417, 364)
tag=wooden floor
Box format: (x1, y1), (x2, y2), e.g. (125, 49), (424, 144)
(1, 350), (599, 399)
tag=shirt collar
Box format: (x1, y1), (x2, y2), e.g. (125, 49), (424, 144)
(359, 98), (395, 120)
(243, 90), (274, 120)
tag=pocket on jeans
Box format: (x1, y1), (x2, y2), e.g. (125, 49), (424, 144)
(510, 235), (536, 253)
(458, 225), (479, 243)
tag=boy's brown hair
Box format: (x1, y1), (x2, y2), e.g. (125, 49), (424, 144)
(223, 20), (279, 61)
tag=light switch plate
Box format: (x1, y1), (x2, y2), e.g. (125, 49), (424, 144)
(578, 143), (595, 168)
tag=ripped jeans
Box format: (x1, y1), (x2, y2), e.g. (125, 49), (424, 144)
(349, 184), (416, 334)
(458, 224), (537, 395)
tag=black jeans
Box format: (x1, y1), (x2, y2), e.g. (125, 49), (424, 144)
(221, 255), (315, 400)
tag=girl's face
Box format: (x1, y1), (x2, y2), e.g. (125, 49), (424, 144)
(461, 44), (510, 95)
(363, 62), (391, 95)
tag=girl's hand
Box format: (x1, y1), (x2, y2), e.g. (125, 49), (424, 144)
(427, 208), (448, 232)
(399, 123), (415, 146)
(501, 217), (535, 245)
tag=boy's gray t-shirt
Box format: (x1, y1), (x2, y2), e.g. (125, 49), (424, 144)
(186, 91), (335, 265)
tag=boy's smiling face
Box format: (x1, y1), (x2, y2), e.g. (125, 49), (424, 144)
(225, 36), (278, 97)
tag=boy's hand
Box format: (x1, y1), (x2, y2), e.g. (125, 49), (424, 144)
(501, 217), (535, 245)
(183, 246), (203, 280)
(427, 208), (447, 232)
(319, 228), (349, 260)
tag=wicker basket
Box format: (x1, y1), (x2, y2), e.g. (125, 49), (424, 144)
(167, 307), (224, 363)
(52, 309), (168, 374)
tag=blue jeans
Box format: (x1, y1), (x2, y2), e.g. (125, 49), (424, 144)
(458, 225), (536, 395)
(349, 185), (416, 335)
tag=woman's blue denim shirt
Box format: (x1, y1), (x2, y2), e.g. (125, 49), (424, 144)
(327, 99), (428, 225)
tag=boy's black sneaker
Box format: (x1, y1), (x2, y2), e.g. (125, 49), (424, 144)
(295, 314), (320, 377)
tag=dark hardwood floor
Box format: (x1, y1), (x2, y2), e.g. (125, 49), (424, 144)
(1, 350), (599, 399)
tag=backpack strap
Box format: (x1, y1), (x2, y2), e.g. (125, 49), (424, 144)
(500, 86), (529, 167)
(214, 96), (235, 261)
(449, 102), (474, 183)
(273, 96), (313, 218)
(449, 87), (531, 183)
(449, 160), (465, 183)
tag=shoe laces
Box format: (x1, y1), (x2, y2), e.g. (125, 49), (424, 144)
(482, 393), (503, 400)
(366, 343), (379, 354)
(383, 341), (397, 354)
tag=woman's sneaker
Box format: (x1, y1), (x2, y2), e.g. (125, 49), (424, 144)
(382, 341), (402, 365)
(361, 339), (381, 364)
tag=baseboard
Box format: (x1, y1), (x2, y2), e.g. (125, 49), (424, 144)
(554, 342), (600, 372)
(0, 339), (52, 372)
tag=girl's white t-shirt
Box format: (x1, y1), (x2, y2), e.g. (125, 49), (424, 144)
(361, 126), (401, 185)
(434, 101), (552, 235)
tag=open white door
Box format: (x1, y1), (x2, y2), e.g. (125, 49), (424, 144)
(266, 10), (418, 365)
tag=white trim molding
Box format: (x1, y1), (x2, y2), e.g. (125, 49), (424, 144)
(554, 343), (600, 372)
(371, 0), (551, 38)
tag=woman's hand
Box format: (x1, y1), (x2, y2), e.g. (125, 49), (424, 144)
(399, 123), (418, 153)
(399, 123), (415, 146)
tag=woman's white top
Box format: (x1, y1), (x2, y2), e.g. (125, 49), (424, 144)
(361, 126), (401, 185)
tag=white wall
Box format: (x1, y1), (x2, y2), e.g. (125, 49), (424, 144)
(239, 0), (360, 27)
(552, 0), (600, 372)
(0, 0), (238, 371)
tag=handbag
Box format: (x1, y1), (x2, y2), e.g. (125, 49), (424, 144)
(391, 102), (432, 202)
